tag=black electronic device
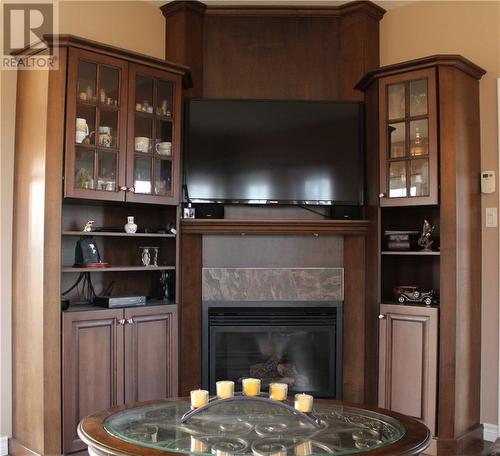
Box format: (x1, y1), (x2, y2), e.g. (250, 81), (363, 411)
(329, 205), (362, 220)
(94, 295), (146, 308)
(184, 99), (364, 206)
(74, 236), (110, 268)
(193, 203), (225, 219)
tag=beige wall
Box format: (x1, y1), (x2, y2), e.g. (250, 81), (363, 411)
(380, 0), (500, 426)
(0, 0), (165, 441)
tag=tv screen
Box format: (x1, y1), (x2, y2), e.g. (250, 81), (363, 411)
(183, 99), (364, 205)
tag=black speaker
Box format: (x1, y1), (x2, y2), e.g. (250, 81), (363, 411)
(329, 205), (362, 220)
(193, 203), (225, 219)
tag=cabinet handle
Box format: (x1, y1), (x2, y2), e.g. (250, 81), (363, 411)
(127, 318), (134, 324)
(379, 193), (386, 198)
(118, 319), (126, 325)
(119, 186), (128, 191)
(378, 314), (386, 320)
(128, 187), (135, 193)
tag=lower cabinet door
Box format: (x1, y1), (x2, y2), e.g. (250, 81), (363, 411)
(378, 304), (438, 434)
(124, 305), (178, 403)
(62, 309), (125, 453)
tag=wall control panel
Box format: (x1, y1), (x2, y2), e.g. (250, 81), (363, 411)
(481, 171), (495, 194)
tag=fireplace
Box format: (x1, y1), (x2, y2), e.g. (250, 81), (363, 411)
(202, 301), (342, 398)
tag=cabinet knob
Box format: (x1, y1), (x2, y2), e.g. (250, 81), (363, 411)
(378, 314), (386, 320)
(118, 319), (126, 325)
(119, 186), (128, 191)
(379, 193), (386, 198)
(128, 187), (135, 193)
(127, 318), (134, 324)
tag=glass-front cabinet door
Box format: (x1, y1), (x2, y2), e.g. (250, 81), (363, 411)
(126, 64), (182, 205)
(379, 68), (438, 206)
(65, 48), (128, 201)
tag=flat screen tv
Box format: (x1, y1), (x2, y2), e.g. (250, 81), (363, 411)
(183, 99), (364, 206)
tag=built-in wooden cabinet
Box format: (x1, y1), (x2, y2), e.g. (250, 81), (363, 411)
(62, 305), (177, 453)
(378, 304), (438, 434)
(357, 56), (484, 451)
(64, 45), (185, 205)
(378, 68), (438, 206)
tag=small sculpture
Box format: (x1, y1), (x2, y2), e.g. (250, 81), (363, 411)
(418, 219), (435, 251)
(83, 220), (94, 232)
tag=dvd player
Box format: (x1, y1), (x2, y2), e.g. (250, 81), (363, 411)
(94, 295), (146, 308)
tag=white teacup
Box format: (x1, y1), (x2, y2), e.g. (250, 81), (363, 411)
(155, 141), (172, 156)
(135, 136), (150, 153)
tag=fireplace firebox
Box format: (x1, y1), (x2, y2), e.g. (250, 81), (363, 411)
(203, 302), (342, 398)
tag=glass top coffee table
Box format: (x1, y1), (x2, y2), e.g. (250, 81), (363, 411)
(78, 399), (431, 456)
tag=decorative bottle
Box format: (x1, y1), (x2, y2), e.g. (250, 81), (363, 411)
(124, 216), (137, 233)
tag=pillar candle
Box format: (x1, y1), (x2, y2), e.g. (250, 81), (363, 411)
(295, 440), (313, 456)
(190, 389), (209, 408)
(216, 380), (235, 399)
(294, 393), (313, 413)
(190, 436), (208, 453)
(269, 383), (288, 401)
(242, 378), (261, 396)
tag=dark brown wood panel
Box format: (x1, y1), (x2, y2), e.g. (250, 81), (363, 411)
(179, 234), (203, 395)
(438, 65), (482, 441)
(62, 309), (124, 453)
(124, 305), (178, 403)
(181, 219), (369, 235)
(378, 304), (438, 435)
(203, 15), (340, 100)
(161, 1), (206, 98)
(343, 235), (366, 404)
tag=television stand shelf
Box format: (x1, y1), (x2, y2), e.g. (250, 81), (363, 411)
(180, 218), (369, 235)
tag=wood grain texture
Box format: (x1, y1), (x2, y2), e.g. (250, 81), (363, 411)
(179, 234), (203, 395)
(62, 309), (125, 453)
(181, 219), (369, 235)
(342, 235), (366, 404)
(437, 66), (482, 440)
(124, 305), (178, 403)
(378, 304), (438, 435)
(12, 50), (66, 455)
(361, 82), (380, 406)
(162, 1), (384, 100)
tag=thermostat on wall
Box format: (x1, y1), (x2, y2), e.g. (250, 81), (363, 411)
(481, 171), (495, 194)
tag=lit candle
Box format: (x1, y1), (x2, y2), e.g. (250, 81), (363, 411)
(269, 383), (288, 401)
(294, 393), (313, 413)
(190, 436), (208, 453)
(190, 389), (209, 408)
(216, 380), (235, 399)
(295, 441), (313, 456)
(242, 378), (261, 396)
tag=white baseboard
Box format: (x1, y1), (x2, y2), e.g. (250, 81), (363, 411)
(0, 436), (8, 456)
(483, 423), (498, 442)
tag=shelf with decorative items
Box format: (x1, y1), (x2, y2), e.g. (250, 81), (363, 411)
(64, 47), (185, 205)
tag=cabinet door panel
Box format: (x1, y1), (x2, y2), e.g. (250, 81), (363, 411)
(65, 48), (128, 201)
(379, 68), (438, 206)
(378, 304), (438, 434)
(124, 305), (178, 403)
(62, 309), (124, 453)
(126, 64), (182, 205)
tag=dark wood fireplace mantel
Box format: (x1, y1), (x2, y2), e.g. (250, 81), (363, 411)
(179, 218), (373, 406)
(181, 218), (370, 235)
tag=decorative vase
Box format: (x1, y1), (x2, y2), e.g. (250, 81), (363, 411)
(124, 216), (137, 233)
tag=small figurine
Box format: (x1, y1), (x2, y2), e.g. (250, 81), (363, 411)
(83, 220), (94, 232)
(418, 219), (435, 252)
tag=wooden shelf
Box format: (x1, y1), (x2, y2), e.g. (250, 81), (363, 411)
(381, 251), (440, 256)
(61, 265), (176, 273)
(62, 231), (175, 238)
(181, 218), (370, 235)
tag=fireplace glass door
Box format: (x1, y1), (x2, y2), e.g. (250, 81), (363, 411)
(206, 307), (340, 398)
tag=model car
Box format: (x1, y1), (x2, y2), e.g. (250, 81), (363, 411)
(393, 286), (436, 306)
